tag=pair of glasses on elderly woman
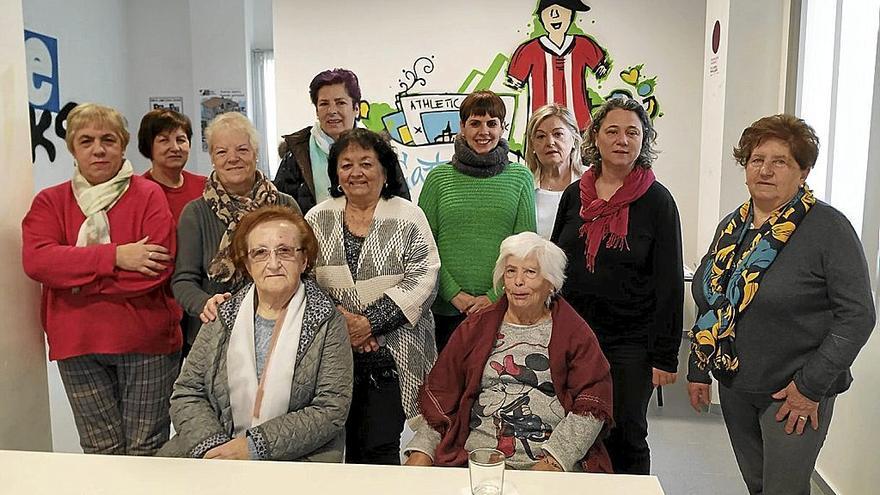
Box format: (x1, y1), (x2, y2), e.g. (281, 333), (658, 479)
(247, 245), (304, 262)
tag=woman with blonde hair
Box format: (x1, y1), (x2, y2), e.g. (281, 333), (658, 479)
(523, 104), (583, 239)
(22, 103), (182, 455)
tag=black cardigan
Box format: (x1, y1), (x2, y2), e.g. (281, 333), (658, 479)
(551, 179), (684, 372)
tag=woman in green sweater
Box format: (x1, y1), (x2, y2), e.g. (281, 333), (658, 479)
(418, 90), (536, 351)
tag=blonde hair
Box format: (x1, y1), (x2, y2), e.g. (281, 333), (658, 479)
(492, 232), (568, 292)
(65, 103), (130, 153)
(523, 104), (583, 185)
(205, 112), (260, 157)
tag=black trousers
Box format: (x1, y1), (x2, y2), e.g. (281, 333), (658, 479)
(602, 344), (654, 475)
(345, 363), (406, 465)
(433, 312), (467, 354)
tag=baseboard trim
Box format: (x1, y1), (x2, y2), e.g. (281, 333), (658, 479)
(812, 470), (837, 495)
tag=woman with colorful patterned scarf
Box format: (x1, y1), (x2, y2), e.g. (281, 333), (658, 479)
(172, 112), (300, 351)
(687, 114), (875, 495)
(551, 96), (683, 475)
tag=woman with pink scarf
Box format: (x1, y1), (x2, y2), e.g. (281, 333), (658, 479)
(550, 97), (683, 475)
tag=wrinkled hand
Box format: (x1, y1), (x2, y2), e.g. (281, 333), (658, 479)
(652, 368), (678, 387)
(358, 337), (380, 353)
(687, 382), (712, 413)
(467, 295), (493, 315)
(531, 454), (563, 472)
(337, 306), (373, 349)
(451, 292), (475, 313)
(204, 437), (249, 460)
(200, 292), (232, 323)
(405, 452), (434, 467)
(115, 236), (171, 276)
(772, 381), (819, 435)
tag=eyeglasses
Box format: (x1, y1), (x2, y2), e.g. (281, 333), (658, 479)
(746, 157), (794, 170)
(247, 245), (304, 262)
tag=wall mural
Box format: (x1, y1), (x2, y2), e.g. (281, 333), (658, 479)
(357, 0), (662, 197)
(25, 29), (77, 164)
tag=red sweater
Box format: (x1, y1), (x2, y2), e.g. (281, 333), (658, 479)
(143, 169), (206, 222)
(22, 176), (182, 360)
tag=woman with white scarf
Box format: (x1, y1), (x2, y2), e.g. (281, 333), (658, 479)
(158, 205), (353, 461)
(22, 103), (182, 455)
(274, 68), (409, 214)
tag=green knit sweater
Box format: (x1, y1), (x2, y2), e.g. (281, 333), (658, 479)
(418, 162), (536, 316)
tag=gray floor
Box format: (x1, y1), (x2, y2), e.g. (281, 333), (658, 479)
(646, 340), (827, 495)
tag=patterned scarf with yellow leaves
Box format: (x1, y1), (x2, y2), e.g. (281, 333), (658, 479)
(690, 185), (816, 373)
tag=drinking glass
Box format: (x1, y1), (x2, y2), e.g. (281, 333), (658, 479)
(468, 448), (505, 495)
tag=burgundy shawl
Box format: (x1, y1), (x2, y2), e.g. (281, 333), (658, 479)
(419, 295), (614, 473)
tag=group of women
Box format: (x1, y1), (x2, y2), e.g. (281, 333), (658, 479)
(21, 66), (873, 495)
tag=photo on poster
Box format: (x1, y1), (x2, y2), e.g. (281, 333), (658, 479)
(199, 88), (247, 151)
(149, 96), (184, 113)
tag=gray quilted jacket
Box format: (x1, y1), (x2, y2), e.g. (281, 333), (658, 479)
(157, 278), (353, 461)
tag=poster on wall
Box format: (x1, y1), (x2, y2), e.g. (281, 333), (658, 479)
(199, 89), (247, 151)
(149, 96), (184, 113)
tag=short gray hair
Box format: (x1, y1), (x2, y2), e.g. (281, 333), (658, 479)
(492, 232), (568, 292)
(205, 111), (260, 157)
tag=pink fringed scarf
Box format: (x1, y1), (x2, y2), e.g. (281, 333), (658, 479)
(579, 167), (655, 271)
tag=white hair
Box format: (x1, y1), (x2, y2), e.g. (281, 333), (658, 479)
(492, 232), (568, 292)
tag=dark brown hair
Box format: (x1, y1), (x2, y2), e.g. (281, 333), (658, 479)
(137, 108), (193, 160)
(230, 206), (318, 278)
(459, 90), (506, 123)
(582, 96), (657, 175)
(328, 128), (406, 200)
(733, 114), (819, 170)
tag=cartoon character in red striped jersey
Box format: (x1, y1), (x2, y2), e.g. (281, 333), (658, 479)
(506, 0), (609, 131)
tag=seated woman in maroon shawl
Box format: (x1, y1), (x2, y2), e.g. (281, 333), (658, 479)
(404, 232), (613, 473)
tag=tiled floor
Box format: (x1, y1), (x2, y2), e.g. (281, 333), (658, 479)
(646, 340), (826, 495)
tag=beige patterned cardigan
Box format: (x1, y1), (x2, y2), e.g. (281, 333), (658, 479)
(305, 195), (440, 419)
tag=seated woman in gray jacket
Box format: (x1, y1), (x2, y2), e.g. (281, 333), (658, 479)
(158, 205), (353, 461)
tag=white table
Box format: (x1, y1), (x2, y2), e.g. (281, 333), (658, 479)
(0, 450), (665, 494)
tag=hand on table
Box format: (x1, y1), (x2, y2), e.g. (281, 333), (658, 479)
(531, 454), (563, 472)
(204, 437), (249, 460)
(404, 452), (434, 466)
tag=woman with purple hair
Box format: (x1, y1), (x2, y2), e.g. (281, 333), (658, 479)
(274, 68), (409, 213)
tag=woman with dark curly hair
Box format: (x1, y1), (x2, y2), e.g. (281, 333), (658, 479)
(687, 114), (874, 495)
(306, 128), (440, 465)
(551, 96), (684, 474)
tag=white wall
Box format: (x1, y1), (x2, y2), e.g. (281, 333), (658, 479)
(815, 7), (880, 491)
(124, 0), (196, 172)
(0, 0), (52, 451)
(275, 0), (706, 262)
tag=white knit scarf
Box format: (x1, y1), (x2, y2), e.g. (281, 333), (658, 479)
(227, 283), (305, 436)
(71, 159), (134, 246)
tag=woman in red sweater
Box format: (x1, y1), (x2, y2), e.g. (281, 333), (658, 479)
(22, 103), (182, 455)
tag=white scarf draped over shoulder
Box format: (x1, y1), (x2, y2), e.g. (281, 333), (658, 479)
(227, 283), (306, 436)
(71, 159), (134, 246)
